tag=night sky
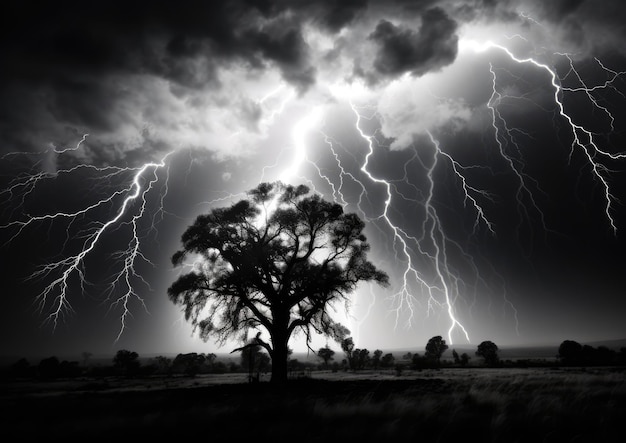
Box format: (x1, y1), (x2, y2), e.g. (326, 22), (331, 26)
(1, 0), (626, 361)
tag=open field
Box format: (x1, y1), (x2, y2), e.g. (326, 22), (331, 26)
(2, 367), (625, 442)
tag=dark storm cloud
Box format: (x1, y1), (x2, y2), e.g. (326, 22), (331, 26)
(0, 0), (320, 156)
(0, 0), (469, 158)
(535, 0), (585, 21)
(0, 0), (379, 95)
(366, 7), (459, 82)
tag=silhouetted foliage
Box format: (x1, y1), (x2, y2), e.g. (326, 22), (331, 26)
(381, 353), (395, 368)
(557, 340), (619, 366)
(476, 341), (499, 366)
(238, 339), (271, 382)
(113, 349), (140, 376)
(352, 348), (370, 370)
(425, 335), (449, 365)
(151, 356), (172, 375)
(371, 349), (383, 369)
(460, 352), (470, 367)
(411, 353), (430, 370)
(452, 349), (471, 367)
(558, 340), (583, 365)
(317, 346), (335, 369)
(38, 356), (60, 379)
(168, 182), (389, 384)
(172, 353), (208, 376)
(37, 356), (81, 379)
(9, 358), (32, 378)
(339, 338), (370, 370)
(341, 337), (355, 369)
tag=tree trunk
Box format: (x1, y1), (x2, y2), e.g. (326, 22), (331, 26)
(270, 315), (289, 384)
(270, 344), (289, 384)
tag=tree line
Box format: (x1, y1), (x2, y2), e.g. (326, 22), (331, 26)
(4, 337), (626, 381)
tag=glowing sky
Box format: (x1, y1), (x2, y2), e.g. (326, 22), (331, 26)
(1, 0), (626, 359)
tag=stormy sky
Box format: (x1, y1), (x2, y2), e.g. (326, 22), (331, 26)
(1, 0), (626, 360)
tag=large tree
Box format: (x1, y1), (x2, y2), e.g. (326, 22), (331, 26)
(168, 182), (389, 384)
(425, 335), (449, 365)
(475, 340), (499, 367)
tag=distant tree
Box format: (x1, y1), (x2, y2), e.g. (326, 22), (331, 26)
(172, 352), (207, 376)
(152, 356), (172, 374)
(460, 352), (470, 367)
(411, 353), (428, 370)
(582, 345), (597, 364)
(168, 182), (389, 384)
(113, 349), (140, 376)
(452, 349), (471, 367)
(372, 349), (383, 370)
(595, 346), (615, 365)
(341, 337), (355, 369)
(10, 358), (31, 378)
(558, 340), (583, 365)
(476, 341), (499, 366)
(353, 348), (370, 370)
(58, 360), (81, 378)
(452, 349), (459, 363)
(425, 336), (449, 365)
(38, 356), (60, 379)
(381, 353), (395, 368)
(204, 353), (217, 367)
(317, 346), (335, 369)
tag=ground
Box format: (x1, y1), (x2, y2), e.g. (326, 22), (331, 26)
(2, 367), (624, 441)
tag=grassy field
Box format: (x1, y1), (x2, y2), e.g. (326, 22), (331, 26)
(2, 367), (624, 442)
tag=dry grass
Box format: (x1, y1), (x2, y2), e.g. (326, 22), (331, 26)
(2, 367), (624, 442)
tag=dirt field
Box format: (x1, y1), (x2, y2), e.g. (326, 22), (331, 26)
(2, 367), (624, 441)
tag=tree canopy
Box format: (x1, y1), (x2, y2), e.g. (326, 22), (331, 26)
(476, 340), (499, 366)
(425, 335), (449, 364)
(168, 181), (389, 383)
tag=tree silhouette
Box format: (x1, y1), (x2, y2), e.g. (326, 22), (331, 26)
(236, 336), (271, 382)
(425, 335), (449, 365)
(38, 356), (60, 379)
(317, 346), (335, 369)
(372, 349), (383, 369)
(460, 352), (470, 367)
(476, 340), (499, 366)
(341, 337), (356, 370)
(168, 182), (389, 384)
(113, 349), (140, 376)
(381, 353), (395, 368)
(172, 352), (207, 376)
(558, 340), (583, 365)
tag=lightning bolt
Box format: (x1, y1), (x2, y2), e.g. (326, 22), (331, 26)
(350, 104), (472, 344)
(1, 140), (175, 340)
(463, 39), (626, 234)
(2, 21), (623, 350)
(275, 36), (625, 346)
(0, 79), (303, 342)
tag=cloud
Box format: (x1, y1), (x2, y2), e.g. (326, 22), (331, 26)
(248, 22), (317, 94)
(2, 0), (621, 167)
(362, 7), (459, 84)
(375, 76), (472, 150)
(0, 0), (315, 161)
